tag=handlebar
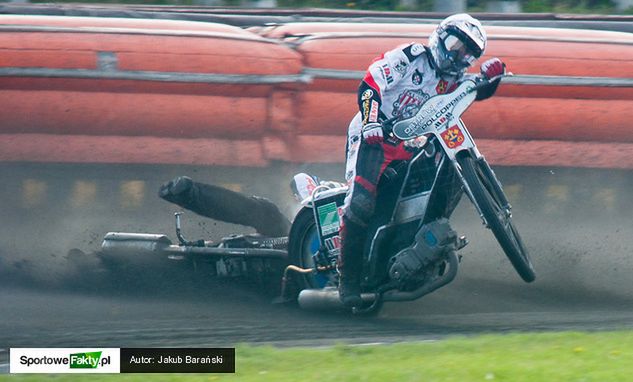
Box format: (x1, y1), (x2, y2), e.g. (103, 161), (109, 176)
(469, 72), (513, 93)
(381, 72), (513, 134)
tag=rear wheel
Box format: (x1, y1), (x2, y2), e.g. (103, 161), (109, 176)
(286, 208), (323, 299)
(458, 154), (536, 282)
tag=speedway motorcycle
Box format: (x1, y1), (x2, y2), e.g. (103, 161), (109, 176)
(101, 75), (535, 315)
(281, 74), (535, 314)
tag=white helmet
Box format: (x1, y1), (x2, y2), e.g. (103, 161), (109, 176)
(428, 13), (487, 76)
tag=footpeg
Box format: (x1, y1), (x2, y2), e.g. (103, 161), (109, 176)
(457, 235), (469, 250)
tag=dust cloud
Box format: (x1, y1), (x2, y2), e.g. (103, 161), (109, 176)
(1, 163), (632, 311)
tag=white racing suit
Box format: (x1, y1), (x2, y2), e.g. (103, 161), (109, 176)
(338, 42), (499, 301)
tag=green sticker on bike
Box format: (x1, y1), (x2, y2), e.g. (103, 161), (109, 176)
(317, 202), (340, 236)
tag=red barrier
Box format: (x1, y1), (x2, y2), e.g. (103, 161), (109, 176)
(2, 16), (633, 168)
(0, 16), (303, 143)
(0, 15), (254, 34)
(260, 22), (633, 41)
(0, 133), (267, 166)
(291, 31), (633, 80)
(0, 31), (300, 75)
(0, 90), (268, 138)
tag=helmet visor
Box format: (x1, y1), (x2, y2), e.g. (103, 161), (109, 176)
(441, 34), (477, 68)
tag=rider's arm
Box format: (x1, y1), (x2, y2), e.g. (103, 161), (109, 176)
(474, 57), (506, 101)
(357, 59), (390, 126)
(358, 79), (385, 126)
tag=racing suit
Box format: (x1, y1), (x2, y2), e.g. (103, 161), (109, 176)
(338, 42), (500, 305)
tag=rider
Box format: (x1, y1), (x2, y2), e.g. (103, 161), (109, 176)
(338, 13), (506, 308)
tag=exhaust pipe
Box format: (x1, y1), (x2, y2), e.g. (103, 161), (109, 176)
(297, 251), (458, 310)
(102, 232), (172, 253)
(297, 287), (377, 310)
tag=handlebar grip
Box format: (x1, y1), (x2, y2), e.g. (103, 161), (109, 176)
(471, 73), (511, 92)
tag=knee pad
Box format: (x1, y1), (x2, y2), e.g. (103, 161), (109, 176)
(346, 190), (375, 227)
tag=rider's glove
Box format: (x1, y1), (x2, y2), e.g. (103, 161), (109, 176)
(480, 57), (506, 80)
(403, 136), (428, 149)
(361, 122), (384, 145)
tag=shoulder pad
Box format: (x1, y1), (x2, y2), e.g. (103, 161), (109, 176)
(403, 43), (426, 63)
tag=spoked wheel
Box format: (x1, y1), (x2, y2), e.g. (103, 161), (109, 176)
(458, 154), (536, 282)
(286, 208), (327, 299)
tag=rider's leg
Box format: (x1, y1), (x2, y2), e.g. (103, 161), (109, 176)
(159, 175), (194, 205)
(338, 139), (385, 308)
(338, 215), (367, 308)
(159, 176), (291, 237)
(339, 133), (416, 307)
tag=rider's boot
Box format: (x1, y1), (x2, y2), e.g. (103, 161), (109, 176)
(338, 218), (366, 308)
(158, 176), (194, 204)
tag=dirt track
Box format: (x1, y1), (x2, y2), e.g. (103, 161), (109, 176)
(1, 164), (632, 348)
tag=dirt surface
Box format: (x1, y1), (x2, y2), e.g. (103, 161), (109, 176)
(1, 164), (632, 348)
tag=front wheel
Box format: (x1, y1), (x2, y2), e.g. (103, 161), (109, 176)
(458, 154), (536, 282)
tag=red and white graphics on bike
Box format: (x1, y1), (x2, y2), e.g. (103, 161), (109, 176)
(392, 79), (480, 159)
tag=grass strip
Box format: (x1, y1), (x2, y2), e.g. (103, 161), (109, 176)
(2, 330), (632, 381)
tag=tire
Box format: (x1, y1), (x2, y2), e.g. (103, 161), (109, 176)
(458, 154), (536, 282)
(286, 207), (322, 298)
